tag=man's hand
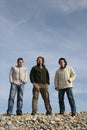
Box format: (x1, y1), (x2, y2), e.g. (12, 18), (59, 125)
(68, 80), (71, 83)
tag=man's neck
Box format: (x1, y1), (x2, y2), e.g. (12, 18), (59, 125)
(60, 66), (66, 69)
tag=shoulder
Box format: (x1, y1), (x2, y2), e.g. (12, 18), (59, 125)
(55, 69), (60, 74)
(10, 66), (16, 70)
(66, 66), (73, 70)
(65, 66), (74, 72)
(44, 66), (49, 72)
(22, 66), (28, 70)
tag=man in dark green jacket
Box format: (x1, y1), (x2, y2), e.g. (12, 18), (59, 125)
(30, 56), (52, 115)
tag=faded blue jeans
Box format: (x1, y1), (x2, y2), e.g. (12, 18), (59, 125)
(58, 87), (76, 114)
(7, 83), (24, 114)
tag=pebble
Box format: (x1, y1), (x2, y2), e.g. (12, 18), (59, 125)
(0, 112), (87, 130)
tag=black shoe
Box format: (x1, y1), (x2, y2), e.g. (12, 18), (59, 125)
(31, 112), (36, 115)
(7, 113), (11, 116)
(71, 113), (76, 117)
(46, 111), (52, 115)
(16, 110), (22, 115)
(7, 110), (12, 116)
(59, 112), (64, 115)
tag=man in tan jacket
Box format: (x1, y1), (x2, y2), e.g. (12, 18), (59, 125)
(54, 58), (76, 116)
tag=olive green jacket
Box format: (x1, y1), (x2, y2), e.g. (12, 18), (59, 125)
(30, 65), (50, 84)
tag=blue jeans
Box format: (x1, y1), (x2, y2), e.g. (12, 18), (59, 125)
(58, 87), (76, 114)
(7, 83), (24, 114)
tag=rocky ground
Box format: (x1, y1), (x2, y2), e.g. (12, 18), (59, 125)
(0, 112), (87, 130)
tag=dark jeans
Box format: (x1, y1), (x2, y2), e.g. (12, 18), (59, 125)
(7, 83), (24, 114)
(58, 87), (76, 114)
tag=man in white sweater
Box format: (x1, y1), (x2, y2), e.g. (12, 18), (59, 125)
(54, 58), (76, 116)
(7, 58), (28, 115)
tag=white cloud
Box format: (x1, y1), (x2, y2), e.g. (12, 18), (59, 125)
(45, 0), (87, 13)
(58, 0), (87, 12)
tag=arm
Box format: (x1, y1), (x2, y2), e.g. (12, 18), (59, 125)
(54, 71), (59, 90)
(23, 68), (28, 84)
(30, 67), (35, 84)
(9, 67), (14, 83)
(69, 67), (76, 82)
(46, 69), (50, 85)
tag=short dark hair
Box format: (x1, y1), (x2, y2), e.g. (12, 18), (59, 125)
(58, 58), (67, 66)
(17, 58), (24, 63)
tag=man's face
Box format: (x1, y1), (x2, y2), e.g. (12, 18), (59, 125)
(37, 58), (43, 65)
(59, 60), (65, 68)
(17, 60), (23, 67)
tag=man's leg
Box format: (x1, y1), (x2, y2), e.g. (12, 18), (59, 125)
(31, 86), (39, 115)
(7, 83), (17, 115)
(41, 84), (52, 115)
(66, 88), (76, 116)
(16, 84), (24, 115)
(58, 89), (65, 114)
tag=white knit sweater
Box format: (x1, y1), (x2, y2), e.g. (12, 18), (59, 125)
(9, 66), (28, 85)
(54, 66), (76, 90)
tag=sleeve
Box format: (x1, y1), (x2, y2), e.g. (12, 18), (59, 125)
(69, 67), (76, 82)
(54, 71), (59, 90)
(46, 69), (50, 85)
(24, 68), (28, 84)
(9, 67), (14, 83)
(29, 67), (35, 84)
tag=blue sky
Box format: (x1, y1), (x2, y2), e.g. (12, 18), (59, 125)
(0, 0), (87, 114)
